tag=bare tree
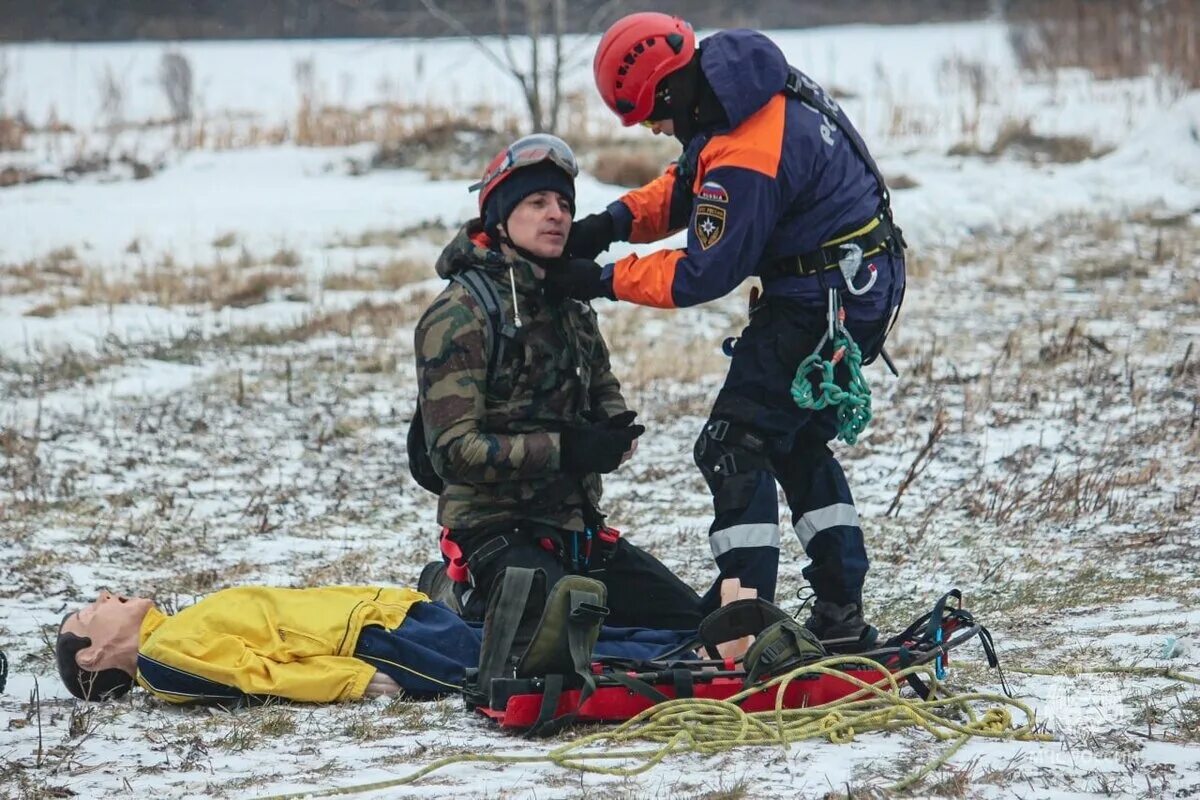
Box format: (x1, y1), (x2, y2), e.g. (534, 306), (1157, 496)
(159, 50), (194, 123)
(159, 50), (194, 148)
(416, 0), (627, 134)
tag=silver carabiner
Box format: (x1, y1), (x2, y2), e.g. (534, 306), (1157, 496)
(827, 288), (838, 341)
(838, 243), (877, 296)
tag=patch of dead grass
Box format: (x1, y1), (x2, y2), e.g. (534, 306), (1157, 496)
(322, 258), (429, 291)
(8, 250), (306, 315)
(587, 144), (672, 188)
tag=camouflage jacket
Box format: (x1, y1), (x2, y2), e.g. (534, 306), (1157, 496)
(413, 221), (627, 532)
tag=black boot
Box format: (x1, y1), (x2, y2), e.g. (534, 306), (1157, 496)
(418, 561), (463, 615)
(803, 600), (878, 651)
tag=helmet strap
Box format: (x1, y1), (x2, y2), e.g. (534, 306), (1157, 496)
(664, 53), (702, 145)
(663, 49), (727, 145)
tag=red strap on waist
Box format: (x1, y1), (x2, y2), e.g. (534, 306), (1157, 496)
(598, 526), (621, 544)
(439, 527), (470, 583)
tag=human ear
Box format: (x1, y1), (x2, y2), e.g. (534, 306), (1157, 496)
(76, 644), (102, 669)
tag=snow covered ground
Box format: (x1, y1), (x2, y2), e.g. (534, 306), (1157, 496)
(2, 20), (1199, 800)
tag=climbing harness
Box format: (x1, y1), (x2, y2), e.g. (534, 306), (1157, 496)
(790, 289), (873, 444)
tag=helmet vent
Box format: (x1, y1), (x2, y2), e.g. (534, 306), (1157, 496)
(616, 99), (635, 113)
(665, 33), (684, 53)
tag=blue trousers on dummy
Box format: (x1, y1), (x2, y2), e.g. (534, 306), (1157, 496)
(354, 601), (694, 696)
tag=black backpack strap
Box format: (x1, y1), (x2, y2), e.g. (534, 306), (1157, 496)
(782, 67), (902, 242)
(451, 269), (516, 386)
(467, 567), (545, 708)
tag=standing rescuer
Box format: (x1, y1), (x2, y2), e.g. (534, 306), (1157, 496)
(545, 13), (907, 644)
(412, 133), (704, 631)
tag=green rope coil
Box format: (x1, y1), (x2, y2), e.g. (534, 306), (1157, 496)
(790, 332), (873, 444)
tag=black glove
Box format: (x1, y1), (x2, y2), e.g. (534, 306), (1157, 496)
(566, 211), (616, 260)
(560, 411), (645, 475)
(544, 258), (614, 303)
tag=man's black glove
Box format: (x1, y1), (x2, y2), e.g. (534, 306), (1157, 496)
(560, 410), (645, 475)
(544, 258), (614, 303)
(566, 211), (616, 260)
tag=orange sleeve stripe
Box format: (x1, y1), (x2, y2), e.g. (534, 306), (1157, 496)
(611, 251), (683, 309)
(695, 94), (785, 187)
(619, 166), (678, 243)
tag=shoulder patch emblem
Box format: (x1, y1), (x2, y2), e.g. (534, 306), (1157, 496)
(698, 181), (729, 203)
(694, 204), (726, 250)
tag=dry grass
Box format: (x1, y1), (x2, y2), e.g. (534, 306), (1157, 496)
(7, 248), (310, 317)
(326, 220), (452, 250)
(1007, 0), (1200, 88)
(989, 119), (1103, 163)
(602, 305), (729, 392)
(322, 258), (430, 291)
(586, 143), (673, 188)
(231, 295), (432, 348)
(948, 118), (1104, 163)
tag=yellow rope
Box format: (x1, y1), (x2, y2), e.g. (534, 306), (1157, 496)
(251, 655), (1064, 800)
(1006, 664), (1200, 685)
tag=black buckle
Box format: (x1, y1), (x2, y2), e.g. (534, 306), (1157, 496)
(570, 602), (609, 623)
(707, 419), (730, 442)
(713, 452), (737, 475)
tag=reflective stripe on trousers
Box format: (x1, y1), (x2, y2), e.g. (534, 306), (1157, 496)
(793, 503), (860, 548)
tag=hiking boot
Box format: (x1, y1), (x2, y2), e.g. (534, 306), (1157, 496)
(803, 600), (878, 651)
(418, 561), (462, 615)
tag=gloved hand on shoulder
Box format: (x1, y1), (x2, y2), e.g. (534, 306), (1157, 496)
(560, 410), (645, 475)
(543, 258), (615, 303)
(565, 211), (616, 260)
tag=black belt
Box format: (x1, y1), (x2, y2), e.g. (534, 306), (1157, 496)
(761, 213), (904, 280)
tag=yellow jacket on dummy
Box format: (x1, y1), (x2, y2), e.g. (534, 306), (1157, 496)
(134, 586), (426, 704)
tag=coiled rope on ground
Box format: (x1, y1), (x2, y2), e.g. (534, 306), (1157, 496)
(253, 654), (1085, 799)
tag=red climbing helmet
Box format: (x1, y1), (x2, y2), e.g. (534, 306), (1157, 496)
(470, 133), (579, 213)
(593, 12), (696, 126)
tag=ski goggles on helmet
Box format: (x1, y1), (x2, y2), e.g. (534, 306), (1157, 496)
(470, 133), (579, 207)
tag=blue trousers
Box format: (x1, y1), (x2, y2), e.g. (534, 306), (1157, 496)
(696, 292), (893, 609)
(354, 601), (694, 696)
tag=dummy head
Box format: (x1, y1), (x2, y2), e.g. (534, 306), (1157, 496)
(55, 591), (153, 701)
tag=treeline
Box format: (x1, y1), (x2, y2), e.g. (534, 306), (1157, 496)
(0, 0), (992, 42)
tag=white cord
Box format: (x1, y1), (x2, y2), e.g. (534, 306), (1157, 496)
(508, 264), (522, 328)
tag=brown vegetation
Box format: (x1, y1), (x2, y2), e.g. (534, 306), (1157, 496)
(587, 145), (671, 188)
(1007, 0), (1199, 88)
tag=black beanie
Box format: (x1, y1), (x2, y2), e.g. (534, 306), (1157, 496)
(483, 161), (576, 238)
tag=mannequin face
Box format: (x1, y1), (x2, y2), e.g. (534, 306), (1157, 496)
(60, 590), (154, 672)
(499, 190), (572, 259)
